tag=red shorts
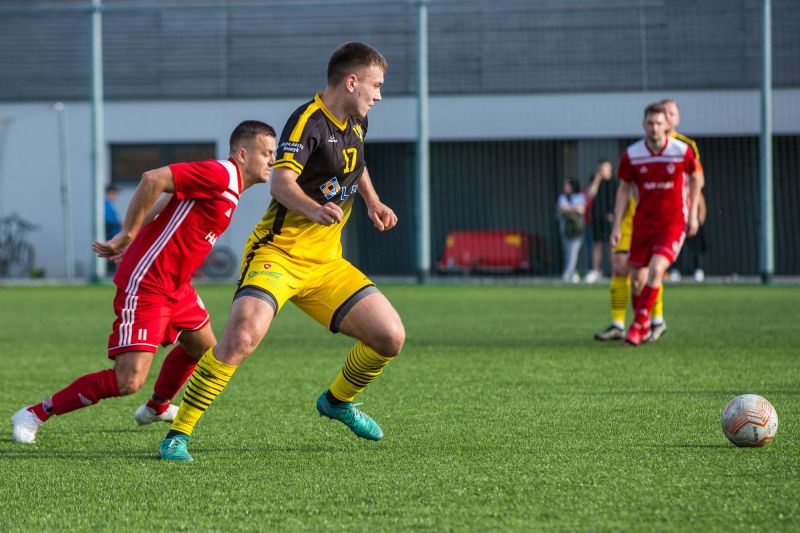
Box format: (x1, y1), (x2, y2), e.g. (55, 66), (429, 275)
(107, 284), (209, 358)
(628, 224), (685, 268)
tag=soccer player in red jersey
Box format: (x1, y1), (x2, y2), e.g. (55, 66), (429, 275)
(610, 103), (704, 346)
(11, 121), (276, 444)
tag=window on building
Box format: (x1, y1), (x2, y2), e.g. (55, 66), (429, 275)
(110, 143), (216, 183)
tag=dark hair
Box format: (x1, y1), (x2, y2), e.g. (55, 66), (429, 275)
(105, 184), (119, 194)
(565, 178), (582, 200)
(327, 42), (388, 85)
(597, 159), (612, 166)
(229, 120), (276, 153)
(644, 102), (667, 119)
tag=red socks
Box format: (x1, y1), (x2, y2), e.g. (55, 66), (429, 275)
(146, 345), (198, 414)
(29, 369), (120, 421)
(634, 285), (660, 328)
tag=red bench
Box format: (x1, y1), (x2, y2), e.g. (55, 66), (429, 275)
(437, 230), (531, 273)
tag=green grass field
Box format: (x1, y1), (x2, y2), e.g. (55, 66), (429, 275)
(1, 283), (798, 531)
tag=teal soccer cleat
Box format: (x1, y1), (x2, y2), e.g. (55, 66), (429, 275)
(316, 392), (384, 441)
(160, 433), (193, 462)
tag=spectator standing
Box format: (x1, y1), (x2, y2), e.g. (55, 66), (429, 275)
(558, 178), (586, 283)
(584, 159), (615, 283)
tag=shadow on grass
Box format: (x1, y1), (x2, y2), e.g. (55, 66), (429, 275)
(567, 389), (799, 396)
(647, 443), (731, 449)
(0, 442), (351, 461)
(0, 448), (157, 460)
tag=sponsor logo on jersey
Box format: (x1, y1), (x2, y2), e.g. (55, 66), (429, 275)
(327, 135), (338, 143)
(224, 208), (232, 218)
(639, 165), (648, 174)
(320, 177), (342, 200)
(353, 124), (364, 143)
(205, 232), (218, 246)
(280, 141), (304, 153)
(666, 163), (675, 174)
(643, 181), (675, 190)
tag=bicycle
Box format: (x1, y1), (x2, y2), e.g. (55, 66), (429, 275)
(199, 245), (238, 279)
(0, 213), (38, 278)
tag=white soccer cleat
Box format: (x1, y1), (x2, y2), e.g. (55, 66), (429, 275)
(12, 407), (44, 444)
(134, 403), (179, 426)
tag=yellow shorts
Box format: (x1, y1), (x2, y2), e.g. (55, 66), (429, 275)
(234, 235), (377, 333)
(614, 200), (636, 254)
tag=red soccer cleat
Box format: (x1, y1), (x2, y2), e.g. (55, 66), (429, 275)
(624, 323), (650, 347)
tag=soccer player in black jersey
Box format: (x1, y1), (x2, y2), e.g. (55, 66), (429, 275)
(161, 42), (404, 461)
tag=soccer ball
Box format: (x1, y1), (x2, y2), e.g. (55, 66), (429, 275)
(721, 394), (778, 447)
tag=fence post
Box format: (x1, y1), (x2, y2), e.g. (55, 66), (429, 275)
(415, 0), (431, 282)
(91, 0), (107, 281)
(759, 0), (774, 283)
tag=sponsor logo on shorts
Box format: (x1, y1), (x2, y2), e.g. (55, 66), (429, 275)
(247, 270), (283, 280)
(263, 263), (272, 269)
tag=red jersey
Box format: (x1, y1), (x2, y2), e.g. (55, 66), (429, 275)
(114, 158), (242, 298)
(618, 137), (697, 229)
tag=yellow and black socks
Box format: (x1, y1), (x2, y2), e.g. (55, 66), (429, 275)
(610, 275), (630, 328)
(329, 341), (394, 403)
(169, 348), (236, 436)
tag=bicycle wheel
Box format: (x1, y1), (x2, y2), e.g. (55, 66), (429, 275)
(8, 242), (34, 278)
(201, 246), (237, 279)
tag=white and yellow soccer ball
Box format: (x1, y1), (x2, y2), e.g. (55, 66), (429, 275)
(721, 394), (778, 447)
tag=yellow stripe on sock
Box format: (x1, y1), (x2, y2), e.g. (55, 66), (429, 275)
(652, 285), (664, 321)
(330, 342), (393, 403)
(170, 348), (237, 436)
(611, 275), (630, 325)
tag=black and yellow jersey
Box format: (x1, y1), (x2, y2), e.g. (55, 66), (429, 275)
(255, 93), (368, 262)
(672, 131), (701, 163)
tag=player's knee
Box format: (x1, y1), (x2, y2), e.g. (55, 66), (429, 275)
(222, 328), (260, 362)
(372, 321), (405, 357)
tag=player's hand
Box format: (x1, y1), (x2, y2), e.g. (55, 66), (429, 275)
(92, 231), (132, 259)
(310, 202), (344, 226)
(367, 202), (398, 232)
(610, 227), (621, 249)
(687, 217), (699, 237)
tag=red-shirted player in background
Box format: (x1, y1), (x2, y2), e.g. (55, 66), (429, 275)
(11, 120), (276, 444)
(611, 103), (704, 346)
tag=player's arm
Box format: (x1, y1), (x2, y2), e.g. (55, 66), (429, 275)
(585, 171), (602, 200)
(92, 167), (176, 258)
(610, 180), (632, 249)
(142, 193), (173, 226)
(270, 167), (344, 226)
(687, 167), (705, 237)
(358, 166), (397, 232)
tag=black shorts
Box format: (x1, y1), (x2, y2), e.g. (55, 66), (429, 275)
(591, 218), (612, 243)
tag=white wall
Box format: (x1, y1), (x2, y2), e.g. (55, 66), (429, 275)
(1, 89), (798, 278)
